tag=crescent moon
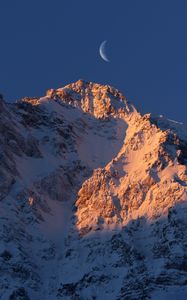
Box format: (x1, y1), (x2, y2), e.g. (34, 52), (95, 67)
(99, 40), (110, 62)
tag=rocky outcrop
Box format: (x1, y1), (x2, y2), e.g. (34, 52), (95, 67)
(75, 113), (187, 233)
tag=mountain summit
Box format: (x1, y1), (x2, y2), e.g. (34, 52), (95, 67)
(0, 80), (187, 299)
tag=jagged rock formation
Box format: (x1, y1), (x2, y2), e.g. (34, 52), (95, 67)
(0, 80), (187, 299)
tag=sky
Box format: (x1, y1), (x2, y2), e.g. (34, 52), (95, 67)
(0, 0), (187, 123)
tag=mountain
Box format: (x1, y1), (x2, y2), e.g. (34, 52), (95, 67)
(0, 80), (187, 300)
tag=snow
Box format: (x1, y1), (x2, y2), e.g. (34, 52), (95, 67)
(151, 289), (187, 300)
(77, 118), (127, 169)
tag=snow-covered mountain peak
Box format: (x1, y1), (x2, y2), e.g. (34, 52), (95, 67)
(44, 79), (136, 119)
(1, 81), (187, 299)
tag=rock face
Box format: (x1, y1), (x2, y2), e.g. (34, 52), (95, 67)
(0, 80), (187, 299)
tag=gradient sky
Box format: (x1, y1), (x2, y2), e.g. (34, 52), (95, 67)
(0, 0), (187, 123)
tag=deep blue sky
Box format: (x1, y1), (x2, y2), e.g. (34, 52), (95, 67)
(0, 0), (187, 123)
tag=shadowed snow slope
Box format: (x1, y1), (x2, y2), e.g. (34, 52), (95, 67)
(0, 80), (187, 299)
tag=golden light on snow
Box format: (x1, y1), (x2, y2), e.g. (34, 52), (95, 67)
(28, 197), (34, 206)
